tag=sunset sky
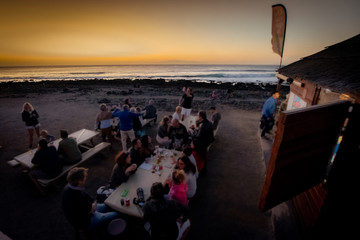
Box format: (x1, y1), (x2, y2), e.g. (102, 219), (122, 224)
(1, 0), (359, 66)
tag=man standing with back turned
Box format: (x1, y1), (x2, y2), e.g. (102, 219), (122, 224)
(260, 90), (279, 137)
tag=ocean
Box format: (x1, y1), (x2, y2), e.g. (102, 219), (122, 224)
(0, 65), (278, 84)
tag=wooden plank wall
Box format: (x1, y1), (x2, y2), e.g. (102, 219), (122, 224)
(259, 101), (350, 211)
(291, 184), (327, 237)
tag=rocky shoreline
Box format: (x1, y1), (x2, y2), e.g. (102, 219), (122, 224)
(0, 79), (288, 112)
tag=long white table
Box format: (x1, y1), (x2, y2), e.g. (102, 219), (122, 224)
(13, 129), (99, 169)
(105, 148), (181, 218)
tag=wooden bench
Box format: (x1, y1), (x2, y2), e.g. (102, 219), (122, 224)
(38, 142), (111, 187)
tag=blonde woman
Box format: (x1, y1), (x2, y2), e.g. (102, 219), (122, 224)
(172, 105), (182, 121)
(22, 102), (41, 149)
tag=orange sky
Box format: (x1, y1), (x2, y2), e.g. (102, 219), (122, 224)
(0, 0), (359, 66)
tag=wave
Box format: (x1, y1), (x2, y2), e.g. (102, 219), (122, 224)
(0, 65), (278, 83)
(69, 72), (106, 75)
(205, 69), (275, 73)
(152, 73), (276, 79)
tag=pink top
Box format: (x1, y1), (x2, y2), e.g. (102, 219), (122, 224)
(168, 182), (188, 205)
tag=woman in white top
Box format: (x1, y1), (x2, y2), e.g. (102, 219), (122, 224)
(172, 105), (182, 121)
(176, 156), (197, 199)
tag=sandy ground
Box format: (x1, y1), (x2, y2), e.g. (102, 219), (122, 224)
(0, 80), (291, 240)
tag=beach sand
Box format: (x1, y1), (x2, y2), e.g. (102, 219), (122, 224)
(0, 79), (291, 239)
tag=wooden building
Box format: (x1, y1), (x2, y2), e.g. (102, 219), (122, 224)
(259, 34), (360, 239)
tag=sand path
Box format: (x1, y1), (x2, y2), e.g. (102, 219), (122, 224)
(186, 105), (274, 239)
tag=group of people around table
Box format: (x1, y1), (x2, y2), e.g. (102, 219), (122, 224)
(29, 129), (83, 195)
(60, 87), (221, 239)
(20, 86), (288, 239)
(94, 98), (158, 152)
(21, 102), (84, 195)
(22, 86), (222, 239)
(156, 105), (221, 174)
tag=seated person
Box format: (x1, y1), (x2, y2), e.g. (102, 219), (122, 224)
(190, 139), (206, 173)
(166, 169), (188, 206)
(142, 182), (190, 240)
(58, 130), (82, 165)
(172, 105), (182, 121)
(62, 167), (118, 233)
(143, 99), (157, 123)
(209, 106), (221, 131)
(156, 116), (172, 148)
(108, 151), (137, 189)
(182, 147), (199, 179)
(131, 107), (144, 137)
(40, 129), (55, 144)
(168, 118), (189, 151)
(130, 138), (145, 167)
(140, 134), (155, 158)
(29, 139), (63, 194)
(174, 156), (197, 199)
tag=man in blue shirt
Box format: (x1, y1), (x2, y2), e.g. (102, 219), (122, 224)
(113, 104), (143, 151)
(260, 90), (279, 137)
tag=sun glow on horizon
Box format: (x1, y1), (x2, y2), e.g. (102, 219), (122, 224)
(1, 0), (359, 67)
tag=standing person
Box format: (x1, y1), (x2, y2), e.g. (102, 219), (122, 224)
(58, 130), (82, 165)
(22, 102), (41, 149)
(124, 98), (132, 108)
(179, 87), (194, 121)
(195, 111), (214, 150)
(95, 104), (114, 144)
(29, 139), (62, 195)
(108, 151), (137, 189)
(209, 106), (221, 131)
(143, 99), (157, 123)
(260, 90), (280, 137)
(192, 110), (214, 172)
(142, 182), (190, 240)
(112, 104), (143, 151)
(156, 116), (172, 148)
(62, 167), (118, 235)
